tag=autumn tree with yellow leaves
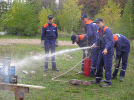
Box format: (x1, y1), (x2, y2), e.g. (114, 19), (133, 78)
(38, 7), (52, 33)
(95, 0), (122, 31)
(58, 0), (82, 33)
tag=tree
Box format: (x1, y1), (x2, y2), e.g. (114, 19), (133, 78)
(120, 0), (134, 38)
(78, 0), (129, 18)
(2, 1), (38, 36)
(113, 0), (128, 9)
(0, 17), (4, 31)
(0, 1), (8, 16)
(58, 0), (82, 33)
(26, 0), (42, 14)
(95, 0), (122, 31)
(58, 0), (65, 10)
(40, 0), (57, 16)
(38, 7), (52, 33)
(112, 0), (128, 15)
(78, 0), (108, 18)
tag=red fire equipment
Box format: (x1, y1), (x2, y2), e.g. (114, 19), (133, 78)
(83, 57), (91, 77)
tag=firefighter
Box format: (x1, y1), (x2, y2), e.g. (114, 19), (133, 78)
(71, 34), (88, 75)
(81, 14), (99, 77)
(112, 34), (130, 82)
(91, 18), (114, 87)
(41, 15), (59, 71)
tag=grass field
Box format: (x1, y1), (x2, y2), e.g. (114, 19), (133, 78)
(0, 33), (71, 41)
(0, 40), (134, 100)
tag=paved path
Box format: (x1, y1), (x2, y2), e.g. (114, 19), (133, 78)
(0, 39), (77, 46)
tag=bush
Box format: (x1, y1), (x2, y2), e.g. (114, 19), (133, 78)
(119, 0), (134, 38)
(2, 1), (38, 36)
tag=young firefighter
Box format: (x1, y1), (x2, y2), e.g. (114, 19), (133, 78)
(112, 34), (130, 82)
(71, 34), (88, 74)
(41, 15), (59, 71)
(81, 14), (100, 77)
(91, 18), (114, 87)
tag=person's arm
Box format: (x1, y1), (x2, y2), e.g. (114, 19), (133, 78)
(102, 28), (114, 55)
(84, 35), (88, 41)
(86, 24), (93, 40)
(83, 35), (90, 46)
(55, 26), (59, 47)
(41, 26), (46, 48)
(115, 41), (122, 59)
(104, 28), (114, 50)
(93, 33), (99, 47)
(41, 26), (46, 40)
(55, 26), (58, 39)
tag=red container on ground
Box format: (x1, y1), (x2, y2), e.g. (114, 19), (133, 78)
(83, 57), (91, 77)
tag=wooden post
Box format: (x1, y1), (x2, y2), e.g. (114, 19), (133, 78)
(14, 89), (20, 100)
(14, 87), (25, 100)
(0, 83), (29, 100)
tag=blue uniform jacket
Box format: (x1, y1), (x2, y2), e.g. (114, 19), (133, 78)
(85, 20), (98, 45)
(113, 34), (130, 59)
(95, 26), (114, 54)
(41, 23), (58, 40)
(77, 35), (88, 47)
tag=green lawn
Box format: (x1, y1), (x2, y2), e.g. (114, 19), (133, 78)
(0, 41), (134, 100)
(0, 34), (71, 41)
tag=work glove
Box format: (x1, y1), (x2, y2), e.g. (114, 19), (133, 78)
(41, 40), (45, 48)
(92, 43), (97, 48)
(114, 59), (119, 69)
(55, 39), (59, 47)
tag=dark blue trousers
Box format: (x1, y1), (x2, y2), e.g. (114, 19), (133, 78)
(112, 51), (129, 77)
(45, 39), (56, 69)
(81, 50), (86, 71)
(90, 47), (100, 76)
(95, 52), (113, 85)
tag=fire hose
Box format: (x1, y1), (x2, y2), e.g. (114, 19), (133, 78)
(51, 46), (98, 83)
(52, 58), (85, 82)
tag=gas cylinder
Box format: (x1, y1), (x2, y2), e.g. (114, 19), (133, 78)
(83, 57), (91, 77)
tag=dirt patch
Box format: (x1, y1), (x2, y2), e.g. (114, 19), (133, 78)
(0, 39), (77, 46)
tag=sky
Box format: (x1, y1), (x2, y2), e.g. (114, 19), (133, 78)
(56, 0), (59, 3)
